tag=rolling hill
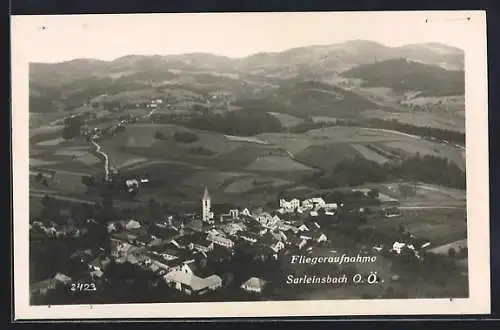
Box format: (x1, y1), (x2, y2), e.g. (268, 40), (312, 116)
(341, 58), (465, 97)
(234, 80), (384, 118)
(29, 40), (464, 107)
(28, 39), (465, 136)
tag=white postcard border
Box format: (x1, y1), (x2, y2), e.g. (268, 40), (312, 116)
(12, 11), (490, 320)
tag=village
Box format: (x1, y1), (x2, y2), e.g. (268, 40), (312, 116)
(29, 180), (457, 304)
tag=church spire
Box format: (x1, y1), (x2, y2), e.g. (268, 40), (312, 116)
(202, 186), (210, 201)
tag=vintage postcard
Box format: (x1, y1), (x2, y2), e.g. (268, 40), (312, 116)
(12, 11), (490, 320)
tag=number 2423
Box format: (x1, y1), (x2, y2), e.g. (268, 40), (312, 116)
(70, 283), (97, 292)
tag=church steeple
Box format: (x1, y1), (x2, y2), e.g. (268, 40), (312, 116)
(201, 186), (212, 223)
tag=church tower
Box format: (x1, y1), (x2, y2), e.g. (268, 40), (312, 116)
(202, 186), (212, 222)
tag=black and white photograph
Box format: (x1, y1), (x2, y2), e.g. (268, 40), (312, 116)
(12, 11), (490, 319)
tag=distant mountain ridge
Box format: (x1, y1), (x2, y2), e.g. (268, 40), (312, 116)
(29, 40), (465, 117)
(30, 40), (464, 80)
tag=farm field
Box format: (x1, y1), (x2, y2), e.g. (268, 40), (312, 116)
(428, 239), (467, 255)
(360, 109), (465, 133)
(371, 208), (466, 247)
(224, 135), (269, 144)
(256, 133), (314, 155)
(382, 140), (465, 170)
(267, 112), (304, 128)
(294, 143), (361, 171)
(350, 143), (390, 163)
(245, 156), (317, 172)
(30, 113), (66, 129)
(353, 182), (466, 204)
(181, 170), (250, 191)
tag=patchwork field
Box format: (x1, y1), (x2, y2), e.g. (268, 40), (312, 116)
(28, 116), (466, 219)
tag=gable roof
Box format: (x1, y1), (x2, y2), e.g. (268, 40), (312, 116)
(241, 277), (267, 289)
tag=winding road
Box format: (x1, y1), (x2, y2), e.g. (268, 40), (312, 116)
(91, 140), (110, 182)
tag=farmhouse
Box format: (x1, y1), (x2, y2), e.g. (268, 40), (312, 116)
(163, 261), (223, 295)
(240, 277), (267, 294)
(279, 198), (300, 211)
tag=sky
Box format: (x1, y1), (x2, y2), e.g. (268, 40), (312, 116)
(12, 11), (484, 63)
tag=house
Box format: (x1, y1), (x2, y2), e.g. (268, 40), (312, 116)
(324, 202), (338, 210)
(239, 231), (260, 244)
(221, 223), (246, 236)
(111, 242), (133, 258)
(125, 219), (142, 230)
(287, 235), (308, 250)
(324, 209), (336, 216)
(164, 271), (223, 295)
(270, 240), (286, 253)
(384, 207), (401, 218)
(229, 209), (239, 219)
(279, 198), (300, 211)
(278, 223), (299, 234)
(125, 179), (140, 192)
(207, 233), (234, 249)
(144, 253), (184, 272)
(241, 208), (252, 217)
(163, 261), (222, 295)
(240, 277), (267, 294)
(309, 197), (326, 208)
(272, 230), (288, 242)
(300, 230), (327, 244)
(111, 232), (137, 244)
(31, 278), (58, 297)
(297, 224), (310, 232)
(88, 256), (111, 274)
(391, 242), (406, 254)
(189, 237), (215, 253)
(256, 212), (272, 225)
(107, 222), (118, 233)
(54, 273), (72, 286)
(150, 225), (180, 241)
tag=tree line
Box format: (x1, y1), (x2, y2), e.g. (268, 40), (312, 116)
(311, 153), (466, 190)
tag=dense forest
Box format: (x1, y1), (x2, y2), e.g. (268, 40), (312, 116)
(341, 58), (465, 97)
(311, 153), (466, 190)
(165, 110), (283, 136)
(337, 118), (465, 145)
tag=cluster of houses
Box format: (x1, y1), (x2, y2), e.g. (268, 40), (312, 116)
(145, 98), (164, 109)
(31, 186), (420, 300)
(93, 187), (334, 296)
(278, 197), (339, 216)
